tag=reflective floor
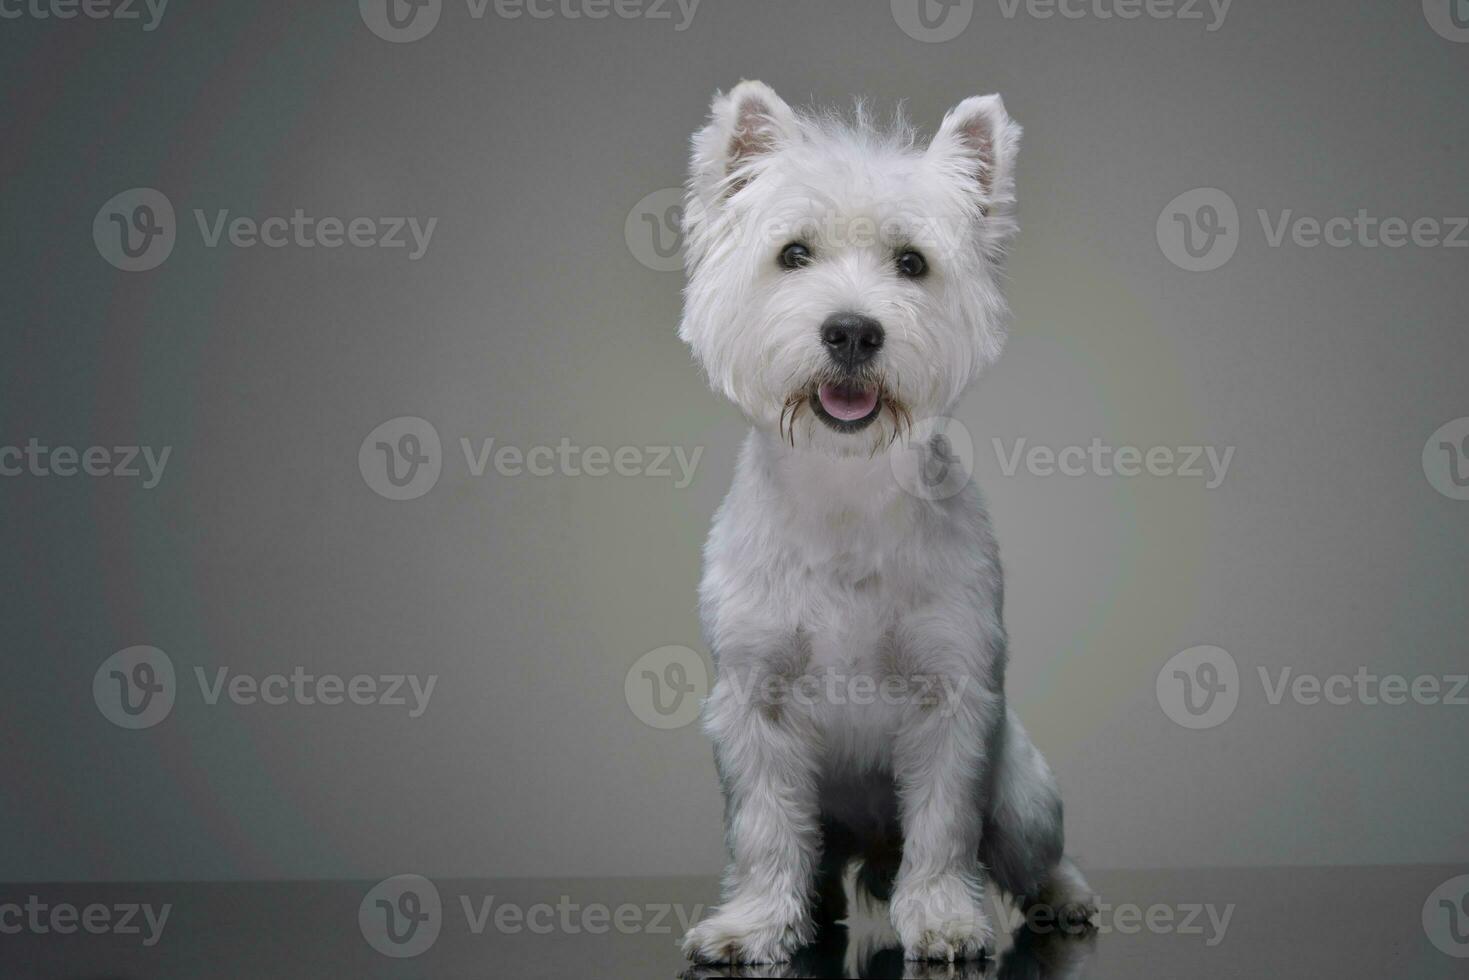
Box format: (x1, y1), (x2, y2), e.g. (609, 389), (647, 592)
(5, 866), (1466, 978)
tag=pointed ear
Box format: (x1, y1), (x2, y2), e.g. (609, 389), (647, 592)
(690, 80), (801, 204)
(929, 94), (1022, 204)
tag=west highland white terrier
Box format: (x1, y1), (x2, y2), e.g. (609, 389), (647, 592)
(678, 81), (1097, 965)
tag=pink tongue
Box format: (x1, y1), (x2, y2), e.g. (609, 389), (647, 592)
(817, 383), (879, 422)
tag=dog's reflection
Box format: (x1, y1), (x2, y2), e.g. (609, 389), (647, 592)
(681, 916), (1095, 980)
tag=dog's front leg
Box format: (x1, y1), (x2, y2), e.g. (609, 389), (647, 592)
(889, 639), (1002, 962)
(682, 660), (822, 964)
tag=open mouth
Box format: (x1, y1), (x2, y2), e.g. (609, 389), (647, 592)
(811, 381), (883, 433)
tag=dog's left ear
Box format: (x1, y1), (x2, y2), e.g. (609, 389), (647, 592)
(929, 95), (1022, 205)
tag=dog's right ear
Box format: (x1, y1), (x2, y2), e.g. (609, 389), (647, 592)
(690, 80), (800, 205)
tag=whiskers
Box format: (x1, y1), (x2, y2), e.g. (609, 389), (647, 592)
(874, 392), (914, 456)
(780, 390), (808, 447)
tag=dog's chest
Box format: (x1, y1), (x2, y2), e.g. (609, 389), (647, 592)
(704, 433), (1002, 750)
(775, 545), (939, 752)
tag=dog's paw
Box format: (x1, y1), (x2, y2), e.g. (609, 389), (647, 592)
(1054, 895), (1099, 933)
(681, 905), (810, 964)
(1029, 858), (1099, 934)
(891, 875), (993, 963)
(899, 961), (992, 980)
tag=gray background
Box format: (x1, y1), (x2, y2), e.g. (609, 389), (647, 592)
(1, 0), (1465, 883)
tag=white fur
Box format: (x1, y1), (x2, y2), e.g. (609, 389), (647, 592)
(679, 82), (1095, 966)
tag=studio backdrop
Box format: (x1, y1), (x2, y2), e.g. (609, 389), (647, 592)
(2, 0), (1466, 885)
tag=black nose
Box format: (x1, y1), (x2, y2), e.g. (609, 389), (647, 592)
(820, 313), (884, 370)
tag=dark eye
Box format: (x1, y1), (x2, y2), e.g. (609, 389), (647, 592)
(779, 242), (813, 270)
(896, 250), (928, 279)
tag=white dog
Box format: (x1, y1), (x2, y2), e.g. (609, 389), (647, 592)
(678, 81), (1096, 965)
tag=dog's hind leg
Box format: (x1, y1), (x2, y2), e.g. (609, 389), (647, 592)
(811, 817), (855, 928)
(980, 710), (1097, 928)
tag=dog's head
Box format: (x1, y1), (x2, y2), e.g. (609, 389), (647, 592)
(680, 81), (1022, 457)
